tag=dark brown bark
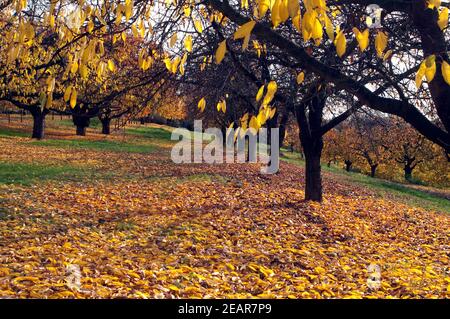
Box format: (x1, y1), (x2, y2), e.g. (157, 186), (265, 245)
(72, 115), (90, 136)
(295, 85), (327, 202)
(370, 164), (378, 178)
(31, 111), (46, 140)
(76, 126), (86, 136)
(345, 160), (352, 172)
(278, 110), (289, 147)
(304, 141), (323, 202)
(404, 166), (413, 181)
(100, 117), (111, 135)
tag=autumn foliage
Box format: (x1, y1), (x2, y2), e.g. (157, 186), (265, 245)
(0, 0), (449, 300)
(0, 123), (449, 298)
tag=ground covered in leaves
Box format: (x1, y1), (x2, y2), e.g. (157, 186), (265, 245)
(0, 120), (449, 298)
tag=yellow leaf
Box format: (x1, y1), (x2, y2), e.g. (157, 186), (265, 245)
(0, 268), (10, 276)
(415, 62), (427, 88)
(168, 284), (180, 291)
(269, 107), (276, 119)
(87, 20), (94, 33)
(302, 10), (317, 41)
(13, 276), (40, 284)
(428, 0), (441, 9)
(164, 58), (172, 72)
(375, 31), (388, 58)
(171, 57), (181, 74)
(64, 86), (72, 102)
(234, 21), (256, 51)
(324, 15), (334, 41)
(198, 97), (206, 112)
(79, 63), (88, 79)
(217, 100), (226, 113)
(124, 1), (133, 21)
(352, 27), (369, 52)
(267, 80), (278, 96)
(256, 84), (265, 102)
(70, 61), (79, 74)
(279, 0), (289, 23)
(234, 20), (256, 40)
(70, 89), (77, 108)
(215, 40), (227, 64)
(184, 35), (192, 52)
(262, 80), (277, 105)
(296, 71), (305, 84)
(258, 0), (270, 17)
(314, 266), (326, 274)
(383, 50), (393, 61)
(287, 0), (300, 18)
(335, 30), (346, 58)
(107, 59), (116, 72)
(49, 15), (55, 29)
(194, 20), (203, 33)
(271, 0), (282, 28)
(424, 55), (436, 82)
(184, 6), (191, 17)
(249, 115), (260, 130)
(225, 263), (235, 271)
(52, 291), (75, 298)
(438, 8), (449, 30)
(312, 18), (323, 45)
(169, 33), (177, 48)
(292, 14), (301, 33)
(442, 60), (450, 85)
(257, 110), (267, 126)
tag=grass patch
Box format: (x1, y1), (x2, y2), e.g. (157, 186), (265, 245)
(281, 149), (450, 213)
(334, 171), (450, 213)
(127, 126), (219, 143)
(126, 126), (173, 141)
(30, 138), (157, 154)
(0, 127), (30, 138)
(0, 161), (94, 186)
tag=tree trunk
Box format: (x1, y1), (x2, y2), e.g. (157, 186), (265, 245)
(278, 111), (289, 147)
(404, 165), (413, 181)
(370, 164), (378, 178)
(101, 118), (111, 135)
(302, 133), (324, 202)
(344, 160), (352, 172)
(304, 147), (323, 202)
(76, 125), (86, 136)
(72, 115), (90, 136)
(31, 111), (46, 139)
(295, 84), (326, 202)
